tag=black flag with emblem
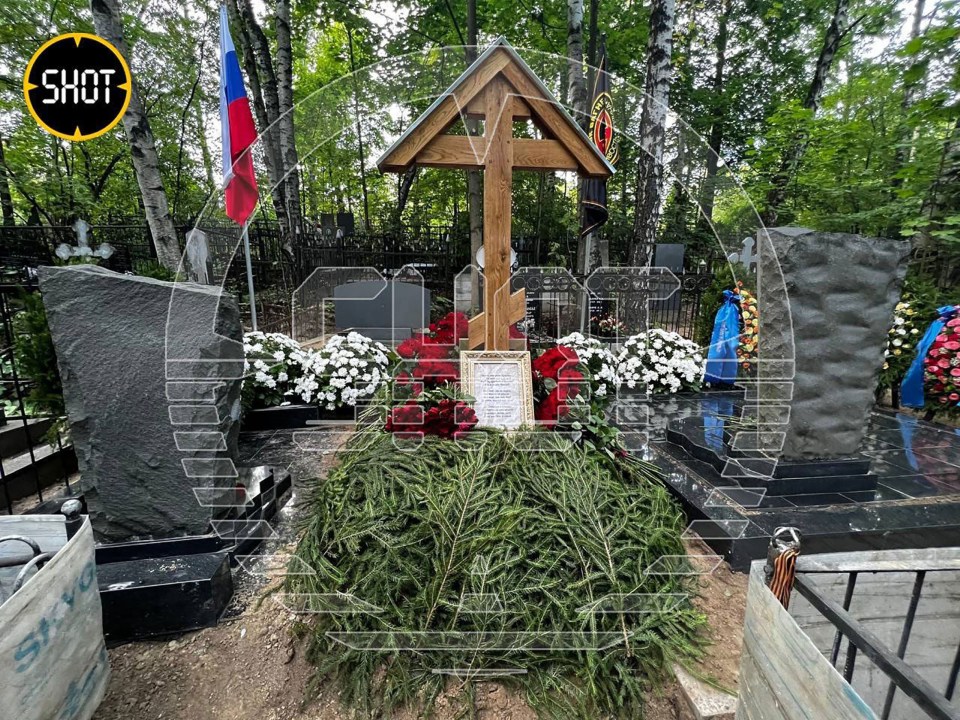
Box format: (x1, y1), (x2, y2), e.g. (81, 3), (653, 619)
(580, 38), (619, 240)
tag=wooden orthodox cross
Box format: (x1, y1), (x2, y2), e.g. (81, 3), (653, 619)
(377, 38), (613, 350)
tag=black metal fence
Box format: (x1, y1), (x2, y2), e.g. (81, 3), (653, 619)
(794, 562), (960, 720)
(0, 219), (723, 339)
(0, 283), (76, 515)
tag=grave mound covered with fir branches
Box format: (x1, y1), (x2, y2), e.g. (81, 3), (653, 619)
(288, 428), (704, 718)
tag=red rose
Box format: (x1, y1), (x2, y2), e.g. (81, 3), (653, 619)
(386, 398), (476, 438)
(535, 368), (584, 428)
(430, 312), (469, 345)
(535, 390), (562, 427)
(418, 343), (451, 360)
(397, 333), (426, 359)
(413, 358), (459, 386)
(385, 400), (425, 434)
(532, 346), (579, 381)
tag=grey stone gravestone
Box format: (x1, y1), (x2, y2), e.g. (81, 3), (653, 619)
(653, 244), (685, 315)
(757, 227), (909, 460)
(333, 279), (430, 343)
(39, 265), (243, 541)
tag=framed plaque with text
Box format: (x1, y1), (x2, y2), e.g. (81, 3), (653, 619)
(460, 351), (535, 430)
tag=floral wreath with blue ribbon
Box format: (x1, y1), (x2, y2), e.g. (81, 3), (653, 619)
(901, 304), (960, 409)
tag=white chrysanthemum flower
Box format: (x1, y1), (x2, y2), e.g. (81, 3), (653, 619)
(616, 329), (705, 395)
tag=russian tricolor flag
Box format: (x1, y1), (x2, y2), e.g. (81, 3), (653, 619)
(219, 5), (259, 225)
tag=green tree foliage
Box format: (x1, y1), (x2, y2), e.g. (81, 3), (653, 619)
(0, 0), (956, 286)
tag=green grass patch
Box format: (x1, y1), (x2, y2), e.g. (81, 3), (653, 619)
(288, 429), (705, 718)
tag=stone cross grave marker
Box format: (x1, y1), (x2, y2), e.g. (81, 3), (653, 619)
(727, 236), (757, 272)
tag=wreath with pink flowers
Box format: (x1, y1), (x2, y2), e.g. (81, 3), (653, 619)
(923, 307), (960, 413)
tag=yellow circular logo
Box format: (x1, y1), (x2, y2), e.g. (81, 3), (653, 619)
(23, 33), (132, 142)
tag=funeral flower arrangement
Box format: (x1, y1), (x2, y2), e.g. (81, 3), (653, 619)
(395, 311), (468, 389)
(242, 331), (309, 409)
(617, 328), (704, 394)
(924, 308), (960, 411)
(531, 345), (584, 428)
(880, 298), (924, 388)
(736, 282), (759, 372)
(385, 385), (479, 439)
(591, 312), (627, 338)
(294, 332), (392, 410)
(530, 340), (624, 451)
(555, 332), (620, 401)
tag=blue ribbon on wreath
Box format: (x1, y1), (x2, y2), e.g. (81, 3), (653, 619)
(704, 290), (741, 386)
(901, 305), (959, 408)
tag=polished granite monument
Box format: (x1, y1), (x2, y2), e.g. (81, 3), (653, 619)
(668, 227), (910, 497)
(644, 228), (958, 568)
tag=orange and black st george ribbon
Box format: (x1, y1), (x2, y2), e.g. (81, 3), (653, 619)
(581, 37), (619, 239)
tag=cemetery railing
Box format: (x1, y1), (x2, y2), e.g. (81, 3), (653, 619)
(0, 284), (77, 515)
(0, 222), (722, 341)
(791, 550), (960, 720)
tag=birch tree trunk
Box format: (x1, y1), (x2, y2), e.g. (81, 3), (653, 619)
(0, 133), (15, 225)
(885, 0), (926, 238)
(275, 0), (302, 239)
(235, 0), (298, 252)
(629, 0), (676, 266)
(347, 28), (371, 232)
(568, 0), (592, 276)
(566, 0), (587, 126)
(762, 0), (849, 225)
(916, 116), (960, 255)
(90, 0), (181, 271)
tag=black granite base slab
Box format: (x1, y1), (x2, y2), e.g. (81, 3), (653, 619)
(666, 416), (878, 495)
(92, 464), (292, 642)
(652, 439), (960, 571)
(242, 403), (354, 431)
(98, 551), (233, 642)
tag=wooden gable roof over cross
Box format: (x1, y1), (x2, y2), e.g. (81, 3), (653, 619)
(377, 37), (614, 178)
(377, 37), (614, 350)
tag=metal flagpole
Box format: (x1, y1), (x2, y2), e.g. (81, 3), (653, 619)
(241, 223), (258, 331)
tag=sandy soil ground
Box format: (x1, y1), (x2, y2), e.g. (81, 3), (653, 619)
(93, 434), (747, 720)
(93, 543), (745, 720)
